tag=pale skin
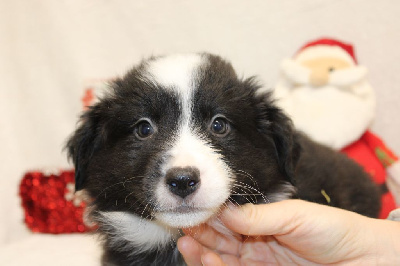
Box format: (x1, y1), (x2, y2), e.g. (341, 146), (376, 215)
(178, 200), (400, 266)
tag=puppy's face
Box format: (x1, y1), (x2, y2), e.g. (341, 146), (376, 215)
(68, 54), (298, 228)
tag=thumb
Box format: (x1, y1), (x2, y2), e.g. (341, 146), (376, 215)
(220, 199), (323, 236)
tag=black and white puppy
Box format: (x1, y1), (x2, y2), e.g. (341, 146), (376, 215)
(67, 53), (381, 266)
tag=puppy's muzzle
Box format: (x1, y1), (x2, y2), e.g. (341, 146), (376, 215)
(165, 167), (200, 198)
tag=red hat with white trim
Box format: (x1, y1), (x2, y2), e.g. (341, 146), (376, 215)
(294, 38), (357, 65)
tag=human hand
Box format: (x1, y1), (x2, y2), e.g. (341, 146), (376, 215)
(178, 200), (400, 265)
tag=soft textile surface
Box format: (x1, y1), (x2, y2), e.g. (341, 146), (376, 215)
(1, 1), (399, 265)
(0, 235), (101, 266)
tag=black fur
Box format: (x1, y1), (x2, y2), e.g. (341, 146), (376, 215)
(67, 53), (381, 266)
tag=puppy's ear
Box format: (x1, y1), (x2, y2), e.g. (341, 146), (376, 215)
(66, 106), (103, 191)
(255, 91), (301, 184)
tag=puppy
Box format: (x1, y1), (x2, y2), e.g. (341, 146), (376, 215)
(67, 53), (381, 266)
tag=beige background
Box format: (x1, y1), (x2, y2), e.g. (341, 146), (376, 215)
(1, 0), (399, 264)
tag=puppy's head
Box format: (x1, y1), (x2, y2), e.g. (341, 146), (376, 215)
(67, 53), (299, 228)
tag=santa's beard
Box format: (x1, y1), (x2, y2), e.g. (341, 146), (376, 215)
(274, 81), (375, 149)
(279, 58), (368, 88)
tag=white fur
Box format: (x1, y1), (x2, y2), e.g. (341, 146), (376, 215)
(146, 54), (203, 95)
(155, 125), (232, 227)
(155, 209), (215, 228)
(146, 53), (205, 128)
(98, 211), (179, 253)
(266, 182), (297, 203)
(141, 54), (232, 228)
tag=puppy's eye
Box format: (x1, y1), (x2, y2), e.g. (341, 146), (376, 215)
(135, 121), (154, 139)
(210, 116), (230, 136)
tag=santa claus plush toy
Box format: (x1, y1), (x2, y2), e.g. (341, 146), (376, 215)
(274, 38), (400, 219)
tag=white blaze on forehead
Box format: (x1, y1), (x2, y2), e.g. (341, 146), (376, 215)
(146, 54), (205, 124)
(146, 54), (204, 93)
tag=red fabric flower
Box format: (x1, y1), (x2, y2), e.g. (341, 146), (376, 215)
(19, 170), (96, 234)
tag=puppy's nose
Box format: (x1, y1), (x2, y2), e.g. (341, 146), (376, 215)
(165, 167), (200, 198)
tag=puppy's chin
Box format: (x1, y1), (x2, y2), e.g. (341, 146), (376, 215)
(154, 208), (215, 228)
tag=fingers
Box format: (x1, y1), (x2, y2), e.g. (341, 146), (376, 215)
(177, 235), (207, 266)
(201, 252), (227, 266)
(182, 224), (242, 255)
(177, 235), (227, 266)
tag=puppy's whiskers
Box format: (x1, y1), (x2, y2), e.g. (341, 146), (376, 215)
(124, 191), (136, 203)
(230, 187), (255, 204)
(235, 169), (258, 187)
(227, 197), (241, 207)
(234, 179), (269, 203)
(229, 178), (269, 204)
(96, 176), (144, 199)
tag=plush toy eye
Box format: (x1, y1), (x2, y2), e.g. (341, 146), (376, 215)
(210, 116), (230, 136)
(135, 120), (155, 139)
(328, 67), (335, 72)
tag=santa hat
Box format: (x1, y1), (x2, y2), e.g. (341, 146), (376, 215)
(294, 38), (357, 65)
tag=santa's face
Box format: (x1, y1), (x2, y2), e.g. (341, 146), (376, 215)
(275, 52), (375, 150)
(301, 57), (351, 87)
